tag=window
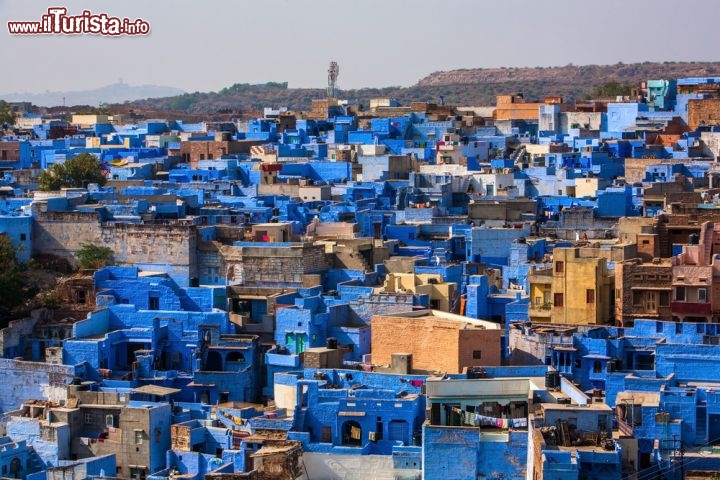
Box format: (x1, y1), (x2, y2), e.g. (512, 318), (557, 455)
(76, 290), (86, 304)
(675, 286), (686, 301)
(20, 233), (26, 241)
(699, 288), (708, 303)
(129, 467), (146, 480)
(633, 291), (642, 305)
(148, 297), (159, 310)
(84, 413), (93, 424)
(586, 289), (595, 304)
(135, 430), (144, 445)
(660, 291), (670, 306)
(645, 292), (657, 313)
(473, 350), (482, 360)
(535, 296), (542, 305)
(555, 261), (564, 273)
(554, 293), (564, 307)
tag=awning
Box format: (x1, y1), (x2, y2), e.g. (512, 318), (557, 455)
(631, 286), (672, 291)
(132, 385), (181, 397)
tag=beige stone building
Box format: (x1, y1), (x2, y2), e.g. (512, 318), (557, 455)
(370, 310), (502, 374)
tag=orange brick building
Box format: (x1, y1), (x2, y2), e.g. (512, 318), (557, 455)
(370, 310), (502, 374)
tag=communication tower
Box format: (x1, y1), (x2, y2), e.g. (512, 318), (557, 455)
(327, 61), (339, 99)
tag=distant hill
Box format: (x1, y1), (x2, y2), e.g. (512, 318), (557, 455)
(1, 82), (185, 107)
(121, 61), (720, 115)
(416, 61), (720, 87)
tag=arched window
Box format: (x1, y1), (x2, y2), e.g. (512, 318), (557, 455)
(225, 352), (245, 363)
(204, 351), (223, 371)
(9, 458), (21, 476)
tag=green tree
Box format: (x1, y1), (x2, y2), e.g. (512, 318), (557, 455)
(75, 243), (113, 270)
(0, 100), (17, 127)
(38, 153), (107, 191)
(585, 81), (633, 99)
(0, 235), (24, 320)
(37, 163), (68, 191)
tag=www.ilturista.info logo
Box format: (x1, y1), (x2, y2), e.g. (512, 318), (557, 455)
(8, 7), (150, 35)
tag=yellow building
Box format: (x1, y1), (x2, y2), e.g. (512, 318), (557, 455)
(528, 266), (553, 323)
(383, 273), (457, 312)
(71, 114), (122, 128)
(529, 248), (614, 325)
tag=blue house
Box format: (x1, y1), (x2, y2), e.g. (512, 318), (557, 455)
(275, 368), (425, 455)
(0, 437), (41, 479)
(0, 212), (32, 262)
(60, 267), (261, 403)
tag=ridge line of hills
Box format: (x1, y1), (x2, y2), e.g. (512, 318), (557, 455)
(122, 61), (720, 116)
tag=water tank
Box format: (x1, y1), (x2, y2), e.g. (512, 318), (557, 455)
(545, 371), (560, 389)
(326, 337), (338, 350)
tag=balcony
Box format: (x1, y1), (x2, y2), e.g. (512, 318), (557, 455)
(671, 301), (711, 315)
(529, 304), (553, 319)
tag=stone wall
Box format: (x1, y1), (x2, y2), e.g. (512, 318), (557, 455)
(32, 212), (198, 284)
(688, 98), (720, 130)
(222, 244), (331, 288)
(103, 223), (198, 285)
(32, 211), (104, 261)
(0, 359), (78, 412)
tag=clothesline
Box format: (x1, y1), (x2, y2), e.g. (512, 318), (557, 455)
(451, 407), (528, 429)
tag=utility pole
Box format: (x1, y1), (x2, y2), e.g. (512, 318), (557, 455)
(679, 439), (685, 480)
(671, 434), (685, 480)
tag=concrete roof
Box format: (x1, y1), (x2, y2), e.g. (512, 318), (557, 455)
(374, 309), (501, 330)
(132, 385), (181, 397)
(616, 391), (660, 407)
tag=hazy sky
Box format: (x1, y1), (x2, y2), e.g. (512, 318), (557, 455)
(2, 0), (719, 95)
